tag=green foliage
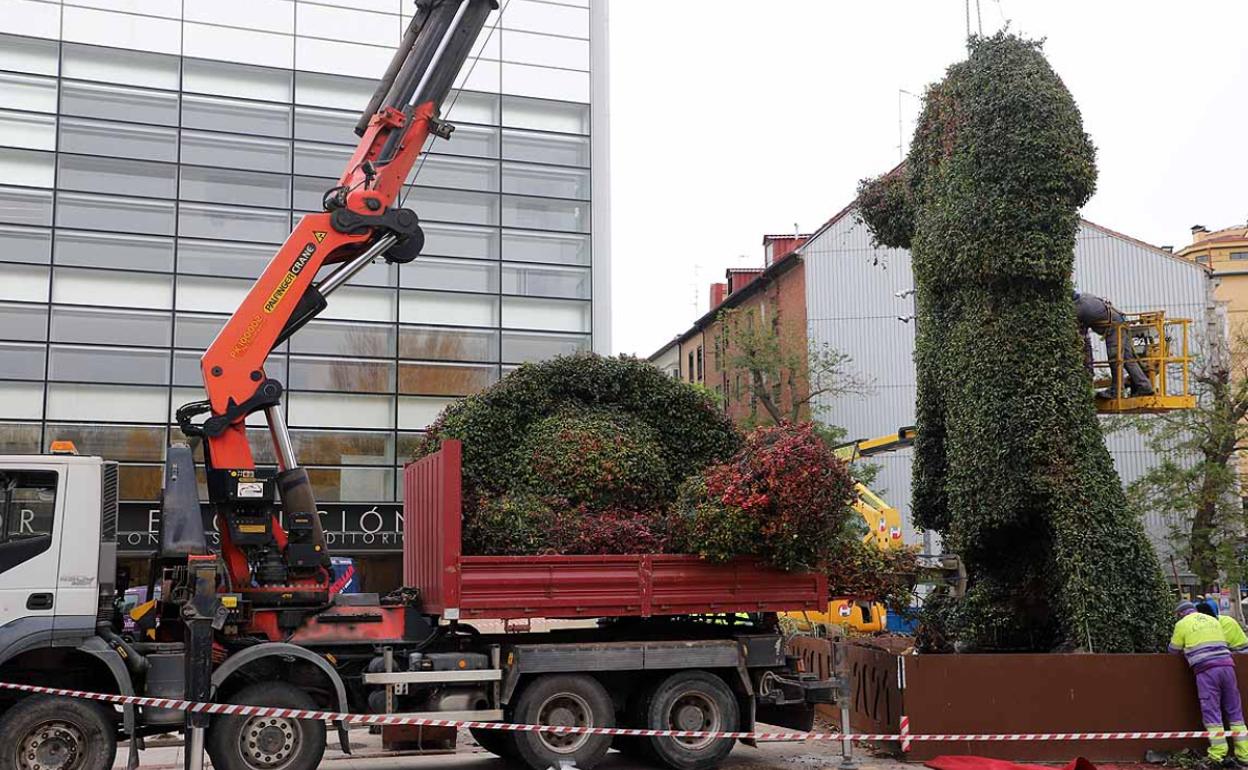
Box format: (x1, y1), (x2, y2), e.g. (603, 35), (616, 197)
(1129, 326), (1248, 589)
(421, 356), (857, 572)
(856, 169), (915, 250)
(825, 537), (920, 616)
(421, 353), (741, 508)
(418, 353), (742, 557)
(521, 408), (668, 512)
(463, 491), (559, 556)
(860, 33), (1171, 652)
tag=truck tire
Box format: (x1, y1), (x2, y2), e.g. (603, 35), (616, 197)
(206, 681), (326, 770)
(469, 726), (517, 759)
(510, 674), (614, 770)
(639, 671), (738, 770)
(0, 694), (117, 770)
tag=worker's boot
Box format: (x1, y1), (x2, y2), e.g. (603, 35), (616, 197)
(1229, 721), (1248, 766)
(1126, 362), (1154, 396)
(1208, 725), (1231, 768)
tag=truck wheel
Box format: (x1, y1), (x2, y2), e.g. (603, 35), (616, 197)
(0, 695), (117, 770)
(511, 674), (613, 770)
(469, 726), (517, 759)
(206, 682), (326, 770)
(640, 671), (738, 770)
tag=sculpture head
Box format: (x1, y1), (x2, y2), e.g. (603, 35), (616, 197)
(858, 34), (1097, 287)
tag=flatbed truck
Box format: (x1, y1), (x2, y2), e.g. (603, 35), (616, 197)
(0, 3), (833, 770)
(0, 445), (831, 770)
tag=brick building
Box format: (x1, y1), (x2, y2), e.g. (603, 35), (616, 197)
(650, 234), (810, 425)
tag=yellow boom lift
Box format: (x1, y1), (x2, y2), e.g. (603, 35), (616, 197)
(1091, 311), (1196, 414)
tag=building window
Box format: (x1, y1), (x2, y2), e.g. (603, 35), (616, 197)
(1195, 255), (1210, 264)
(1231, 252), (1248, 261)
(0, 7), (604, 510)
(0, 469), (57, 542)
(687, 351), (694, 383)
(696, 346), (704, 382)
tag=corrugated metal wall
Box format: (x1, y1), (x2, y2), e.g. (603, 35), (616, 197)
(804, 214), (1211, 559)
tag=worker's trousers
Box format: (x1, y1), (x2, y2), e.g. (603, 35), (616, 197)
(1196, 663), (1248, 761)
(1099, 313), (1151, 396)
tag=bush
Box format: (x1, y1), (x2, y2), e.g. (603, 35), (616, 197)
(858, 33), (1170, 652)
(826, 539), (920, 616)
(678, 422), (856, 572)
(422, 353), (741, 509)
(521, 408), (668, 512)
(419, 353), (742, 557)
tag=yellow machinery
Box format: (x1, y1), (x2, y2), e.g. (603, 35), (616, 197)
(1093, 311), (1196, 414)
(784, 428), (915, 635)
(834, 427), (915, 552)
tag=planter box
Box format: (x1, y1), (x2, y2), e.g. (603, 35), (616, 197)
(834, 644), (1224, 761)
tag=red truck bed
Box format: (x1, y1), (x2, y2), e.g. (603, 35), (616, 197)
(402, 440), (827, 620)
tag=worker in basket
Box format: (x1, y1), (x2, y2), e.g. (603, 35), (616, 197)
(1170, 600), (1248, 766)
(1073, 291), (1155, 399)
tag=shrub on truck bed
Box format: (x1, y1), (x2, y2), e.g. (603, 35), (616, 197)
(419, 353), (741, 556)
(419, 355), (856, 572)
(677, 421), (855, 572)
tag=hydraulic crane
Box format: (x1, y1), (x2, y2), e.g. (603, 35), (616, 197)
(165, 3), (499, 764)
(170, 0), (495, 619)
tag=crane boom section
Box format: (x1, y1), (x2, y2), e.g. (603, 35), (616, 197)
(175, 0), (497, 594)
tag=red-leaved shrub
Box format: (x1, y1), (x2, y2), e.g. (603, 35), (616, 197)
(679, 422), (855, 572)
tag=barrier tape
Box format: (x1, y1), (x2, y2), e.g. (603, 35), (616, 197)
(1, 682), (1243, 745)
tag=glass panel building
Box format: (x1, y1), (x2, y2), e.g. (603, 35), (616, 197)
(0, 0), (610, 580)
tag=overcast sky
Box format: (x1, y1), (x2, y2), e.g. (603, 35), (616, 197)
(606, 1), (1248, 357)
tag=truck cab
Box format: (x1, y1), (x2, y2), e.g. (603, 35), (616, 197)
(0, 452), (134, 770)
(0, 452), (117, 663)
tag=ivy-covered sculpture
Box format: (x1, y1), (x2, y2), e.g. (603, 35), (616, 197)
(857, 33), (1170, 651)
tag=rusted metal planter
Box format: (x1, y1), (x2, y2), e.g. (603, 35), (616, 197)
(821, 642), (1231, 761)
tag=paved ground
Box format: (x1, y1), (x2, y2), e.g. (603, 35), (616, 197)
(114, 726), (910, 770)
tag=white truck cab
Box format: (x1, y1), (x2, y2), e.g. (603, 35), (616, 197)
(0, 453), (116, 664)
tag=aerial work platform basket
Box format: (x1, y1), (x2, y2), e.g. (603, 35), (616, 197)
(1093, 311), (1197, 414)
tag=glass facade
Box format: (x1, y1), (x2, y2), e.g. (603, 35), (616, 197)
(0, 0), (608, 511)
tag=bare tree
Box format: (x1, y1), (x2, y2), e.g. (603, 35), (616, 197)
(717, 306), (872, 426)
(1131, 324), (1248, 590)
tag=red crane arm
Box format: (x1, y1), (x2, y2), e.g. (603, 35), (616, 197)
(174, 0), (496, 592)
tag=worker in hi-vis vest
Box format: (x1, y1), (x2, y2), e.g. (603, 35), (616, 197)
(1171, 600), (1248, 765)
(1196, 596), (1248, 654)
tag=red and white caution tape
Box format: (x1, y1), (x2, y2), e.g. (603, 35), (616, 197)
(0, 682), (1243, 745)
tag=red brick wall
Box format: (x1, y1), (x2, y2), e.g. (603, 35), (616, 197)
(714, 259), (808, 425)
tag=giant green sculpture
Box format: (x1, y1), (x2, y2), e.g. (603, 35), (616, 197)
(858, 34), (1170, 651)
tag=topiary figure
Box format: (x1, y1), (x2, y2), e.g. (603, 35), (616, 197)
(857, 33), (1170, 652)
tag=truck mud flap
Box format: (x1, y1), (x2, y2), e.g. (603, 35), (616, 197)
(754, 702), (815, 733)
